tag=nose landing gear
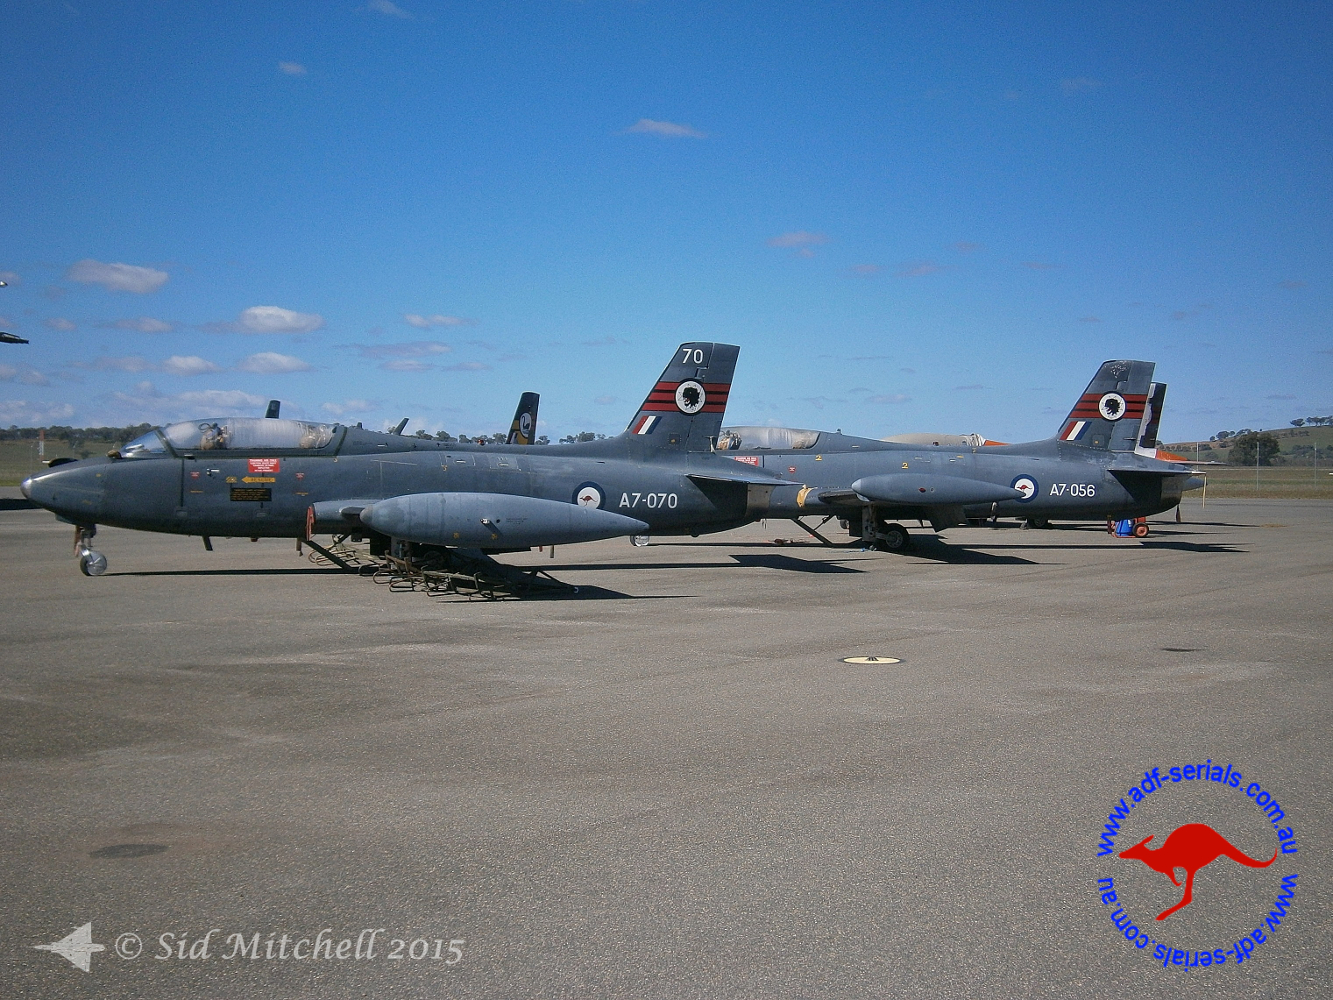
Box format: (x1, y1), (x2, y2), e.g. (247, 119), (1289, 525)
(73, 525), (107, 576)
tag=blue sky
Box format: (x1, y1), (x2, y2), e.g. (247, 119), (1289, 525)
(1, 1), (1328, 443)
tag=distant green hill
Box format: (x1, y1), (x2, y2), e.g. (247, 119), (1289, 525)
(1163, 424), (1333, 466)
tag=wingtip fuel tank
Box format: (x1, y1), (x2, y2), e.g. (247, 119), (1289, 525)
(358, 492), (649, 549)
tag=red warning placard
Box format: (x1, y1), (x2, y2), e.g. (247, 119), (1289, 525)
(248, 457), (281, 474)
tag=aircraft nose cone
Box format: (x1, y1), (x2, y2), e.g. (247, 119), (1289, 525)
(21, 462), (107, 521)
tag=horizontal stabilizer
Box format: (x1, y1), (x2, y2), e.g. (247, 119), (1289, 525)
(851, 474), (1023, 506)
(359, 492), (648, 548)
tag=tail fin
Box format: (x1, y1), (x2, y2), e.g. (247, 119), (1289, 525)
(507, 391), (540, 445)
(1134, 382), (1167, 458)
(1056, 360), (1156, 451)
(624, 342), (740, 451)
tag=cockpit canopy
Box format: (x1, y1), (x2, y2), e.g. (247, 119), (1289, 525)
(716, 425), (820, 451)
(120, 418), (339, 457)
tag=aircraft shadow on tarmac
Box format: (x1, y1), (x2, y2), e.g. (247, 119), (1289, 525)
(511, 584), (662, 601)
(730, 553), (863, 573)
(1138, 540), (1247, 554)
(114, 567), (349, 577)
(547, 557), (867, 574)
(968, 541), (1244, 555)
(896, 536), (1038, 565)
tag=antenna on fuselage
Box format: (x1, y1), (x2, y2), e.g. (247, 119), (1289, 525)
(265, 400), (281, 418)
(391, 418), (409, 435)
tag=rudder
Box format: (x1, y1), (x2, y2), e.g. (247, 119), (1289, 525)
(1134, 382), (1168, 458)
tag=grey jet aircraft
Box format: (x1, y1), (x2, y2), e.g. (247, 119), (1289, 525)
(715, 360), (1197, 549)
(22, 343), (765, 574)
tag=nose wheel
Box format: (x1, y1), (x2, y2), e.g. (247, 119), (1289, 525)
(79, 550), (108, 576)
(73, 525), (108, 576)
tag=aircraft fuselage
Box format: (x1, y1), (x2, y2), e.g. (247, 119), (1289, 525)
(23, 434), (759, 542)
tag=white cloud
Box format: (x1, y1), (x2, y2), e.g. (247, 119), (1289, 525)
(356, 340), (451, 359)
(364, 0), (412, 17)
(237, 305), (324, 334)
(0, 399), (74, 425)
(83, 356), (152, 372)
(594, 395), (617, 405)
(278, 61), (307, 76)
(767, 231), (829, 249)
(160, 355), (223, 376)
(174, 388), (268, 410)
(105, 381), (268, 422)
(237, 351), (313, 374)
(107, 316), (174, 333)
(66, 259), (170, 293)
(404, 313), (472, 328)
(380, 360), (434, 372)
(442, 361), (491, 372)
(0, 363), (50, 386)
(322, 399), (375, 417)
(623, 118), (707, 138)
(44, 317), (77, 331)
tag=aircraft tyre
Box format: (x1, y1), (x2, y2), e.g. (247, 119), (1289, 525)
(880, 523), (911, 552)
(79, 550), (108, 576)
(1026, 516), (1050, 529)
(1133, 522), (1150, 538)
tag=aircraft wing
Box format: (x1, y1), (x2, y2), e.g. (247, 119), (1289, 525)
(800, 487), (862, 506)
(686, 469), (784, 488)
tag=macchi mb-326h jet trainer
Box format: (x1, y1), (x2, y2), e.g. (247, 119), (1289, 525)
(22, 346), (1198, 575)
(23, 343), (773, 574)
(713, 359), (1199, 549)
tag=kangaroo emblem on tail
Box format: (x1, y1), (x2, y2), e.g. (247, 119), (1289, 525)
(1119, 823), (1278, 920)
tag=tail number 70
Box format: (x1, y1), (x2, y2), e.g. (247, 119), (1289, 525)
(620, 492), (678, 509)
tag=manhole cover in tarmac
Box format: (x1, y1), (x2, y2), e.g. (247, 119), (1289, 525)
(841, 656), (903, 665)
(90, 843), (169, 859)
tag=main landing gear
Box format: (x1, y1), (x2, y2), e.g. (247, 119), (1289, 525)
(857, 511), (913, 552)
(74, 525), (107, 576)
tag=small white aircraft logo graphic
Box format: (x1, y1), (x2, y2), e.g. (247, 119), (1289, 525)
(34, 922), (106, 972)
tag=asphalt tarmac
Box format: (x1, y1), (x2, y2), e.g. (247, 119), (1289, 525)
(2, 497), (1328, 998)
